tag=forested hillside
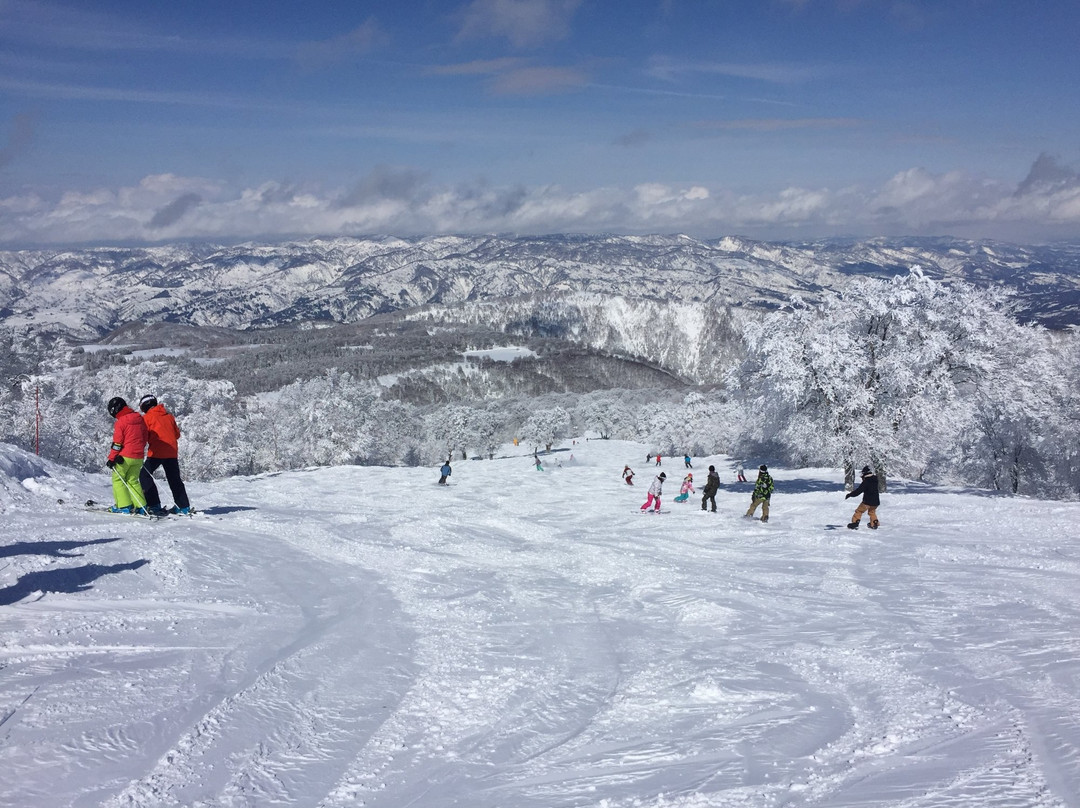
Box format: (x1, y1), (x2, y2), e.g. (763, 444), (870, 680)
(2, 262), (1078, 498)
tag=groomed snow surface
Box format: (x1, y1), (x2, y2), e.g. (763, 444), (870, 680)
(2, 439), (1079, 808)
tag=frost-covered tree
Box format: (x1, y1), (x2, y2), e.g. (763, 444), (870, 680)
(736, 267), (1060, 489)
(520, 406), (570, 452)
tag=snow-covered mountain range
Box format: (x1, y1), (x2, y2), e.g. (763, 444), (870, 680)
(2, 234), (1079, 339)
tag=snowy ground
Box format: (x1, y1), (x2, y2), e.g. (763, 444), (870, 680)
(2, 439), (1080, 808)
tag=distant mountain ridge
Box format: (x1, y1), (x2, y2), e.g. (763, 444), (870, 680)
(2, 234), (1078, 339)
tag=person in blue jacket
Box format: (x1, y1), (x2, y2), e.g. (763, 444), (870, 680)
(438, 459), (452, 485)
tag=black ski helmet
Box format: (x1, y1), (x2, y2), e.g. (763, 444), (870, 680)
(107, 396), (127, 418)
(759, 464), (768, 472)
(708, 465), (715, 471)
(139, 394), (158, 413)
(861, 465), (872, 476)
(658, 472), (666, 480)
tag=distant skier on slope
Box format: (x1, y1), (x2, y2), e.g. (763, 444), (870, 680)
(684, 454), (692, 469)
(622, 465), (635, 485)
(744, 464), (773, 523)
(438, 459), (452, 485)
(104, 396), (149, 515)
(641, 472), (666, 512)
(701, 465), (720, 512)
(846, 465), (881, 529)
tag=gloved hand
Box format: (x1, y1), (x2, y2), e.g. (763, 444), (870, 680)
(845, 492), (853, 499)
(106, 459), (116, 469)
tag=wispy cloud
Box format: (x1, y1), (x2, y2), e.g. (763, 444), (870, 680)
(0, 0), (291, 60)
(693, 117), (862, 131)
(0, 76), (296, 111)
(0, 111), (38, 168)
(428, 58), (588, 96)
(614, 129), (653, 148)
(647, 55), (828, 84)
(428, 58), (528, 76)
(456, 0), (584, 49)
(295, 19), (387, 70)
(490, 66), (588, 95)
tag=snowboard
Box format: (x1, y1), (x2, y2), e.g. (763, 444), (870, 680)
(637, 509), (671, 514)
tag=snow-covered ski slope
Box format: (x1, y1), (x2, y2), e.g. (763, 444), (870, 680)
(2, 439), (1080, 808)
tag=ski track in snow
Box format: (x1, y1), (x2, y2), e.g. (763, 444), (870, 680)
(1, 440), (1079, 807)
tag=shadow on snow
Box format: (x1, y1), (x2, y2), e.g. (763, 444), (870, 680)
(0, 559), (150, 606)
(0, 537), (122, 560)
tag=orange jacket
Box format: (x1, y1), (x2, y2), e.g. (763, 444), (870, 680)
(143, 404), (181, 459)
(108, 406), (148, 461)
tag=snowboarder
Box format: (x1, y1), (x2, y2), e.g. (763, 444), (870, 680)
(641, 472), (666, 512)
(744, 464), (773, 522)
(684, 454), (692, 469)
(439, 459), (452, 484)
(674, 473), (695, 502)
(736, 462), (747, 483)
(104, 396), (149, 515)
(646, 453), (652, 463)
(622, 465), (635, 485)
(655, 454), (662, 467)
(846, 465), (881, 529)
(137, 394), (191, 515)
(701, 465), (720, 512)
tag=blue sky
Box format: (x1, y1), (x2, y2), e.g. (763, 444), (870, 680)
(0, 0), (1078, 245)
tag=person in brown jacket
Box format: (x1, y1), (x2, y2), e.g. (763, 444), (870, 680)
(138, 394), (192, 515)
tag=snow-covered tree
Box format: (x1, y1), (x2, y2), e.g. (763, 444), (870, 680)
(736, 268), (1059, 489)
(521, 406), (570, 452)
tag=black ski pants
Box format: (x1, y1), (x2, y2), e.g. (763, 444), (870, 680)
(701, 491), (717, 512)
(140, 457), (190, 509)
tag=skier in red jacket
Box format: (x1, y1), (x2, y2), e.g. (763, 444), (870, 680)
(138, 394), (192, 515)
(105, 396), (149, 514)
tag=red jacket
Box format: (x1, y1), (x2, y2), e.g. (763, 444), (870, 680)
(143, 404), (180, 459)
(108, 406), (148, 461)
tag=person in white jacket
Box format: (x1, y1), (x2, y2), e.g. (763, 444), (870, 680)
(640, 472), (666, 512)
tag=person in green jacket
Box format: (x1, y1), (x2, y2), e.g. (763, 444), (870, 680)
(744, 464), (774, 523)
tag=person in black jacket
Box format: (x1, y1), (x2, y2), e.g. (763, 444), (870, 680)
(846, 465), (880, 529)
(701, 465), (720, 512)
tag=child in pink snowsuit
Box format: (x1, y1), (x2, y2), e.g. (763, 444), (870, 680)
(641, 472), (666, 511)
(674, 473), (695, 502)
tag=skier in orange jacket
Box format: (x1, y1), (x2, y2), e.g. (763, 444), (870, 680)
(138, 395), (192, 515)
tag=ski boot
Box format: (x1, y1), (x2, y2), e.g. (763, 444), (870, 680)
(868, 520), (879, 530)
(847, 521), (859, 530)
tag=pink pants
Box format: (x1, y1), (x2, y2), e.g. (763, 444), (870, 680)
(641, 494), (661, 511)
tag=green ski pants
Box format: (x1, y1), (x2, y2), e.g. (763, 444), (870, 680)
(112, 459), (147, 509)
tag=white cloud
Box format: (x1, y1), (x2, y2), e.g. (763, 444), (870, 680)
(489, 65), (588, 95)
(3, 162), (1080, 246)
(456, 0), (583, 49)
(295, 19), (385, 69)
